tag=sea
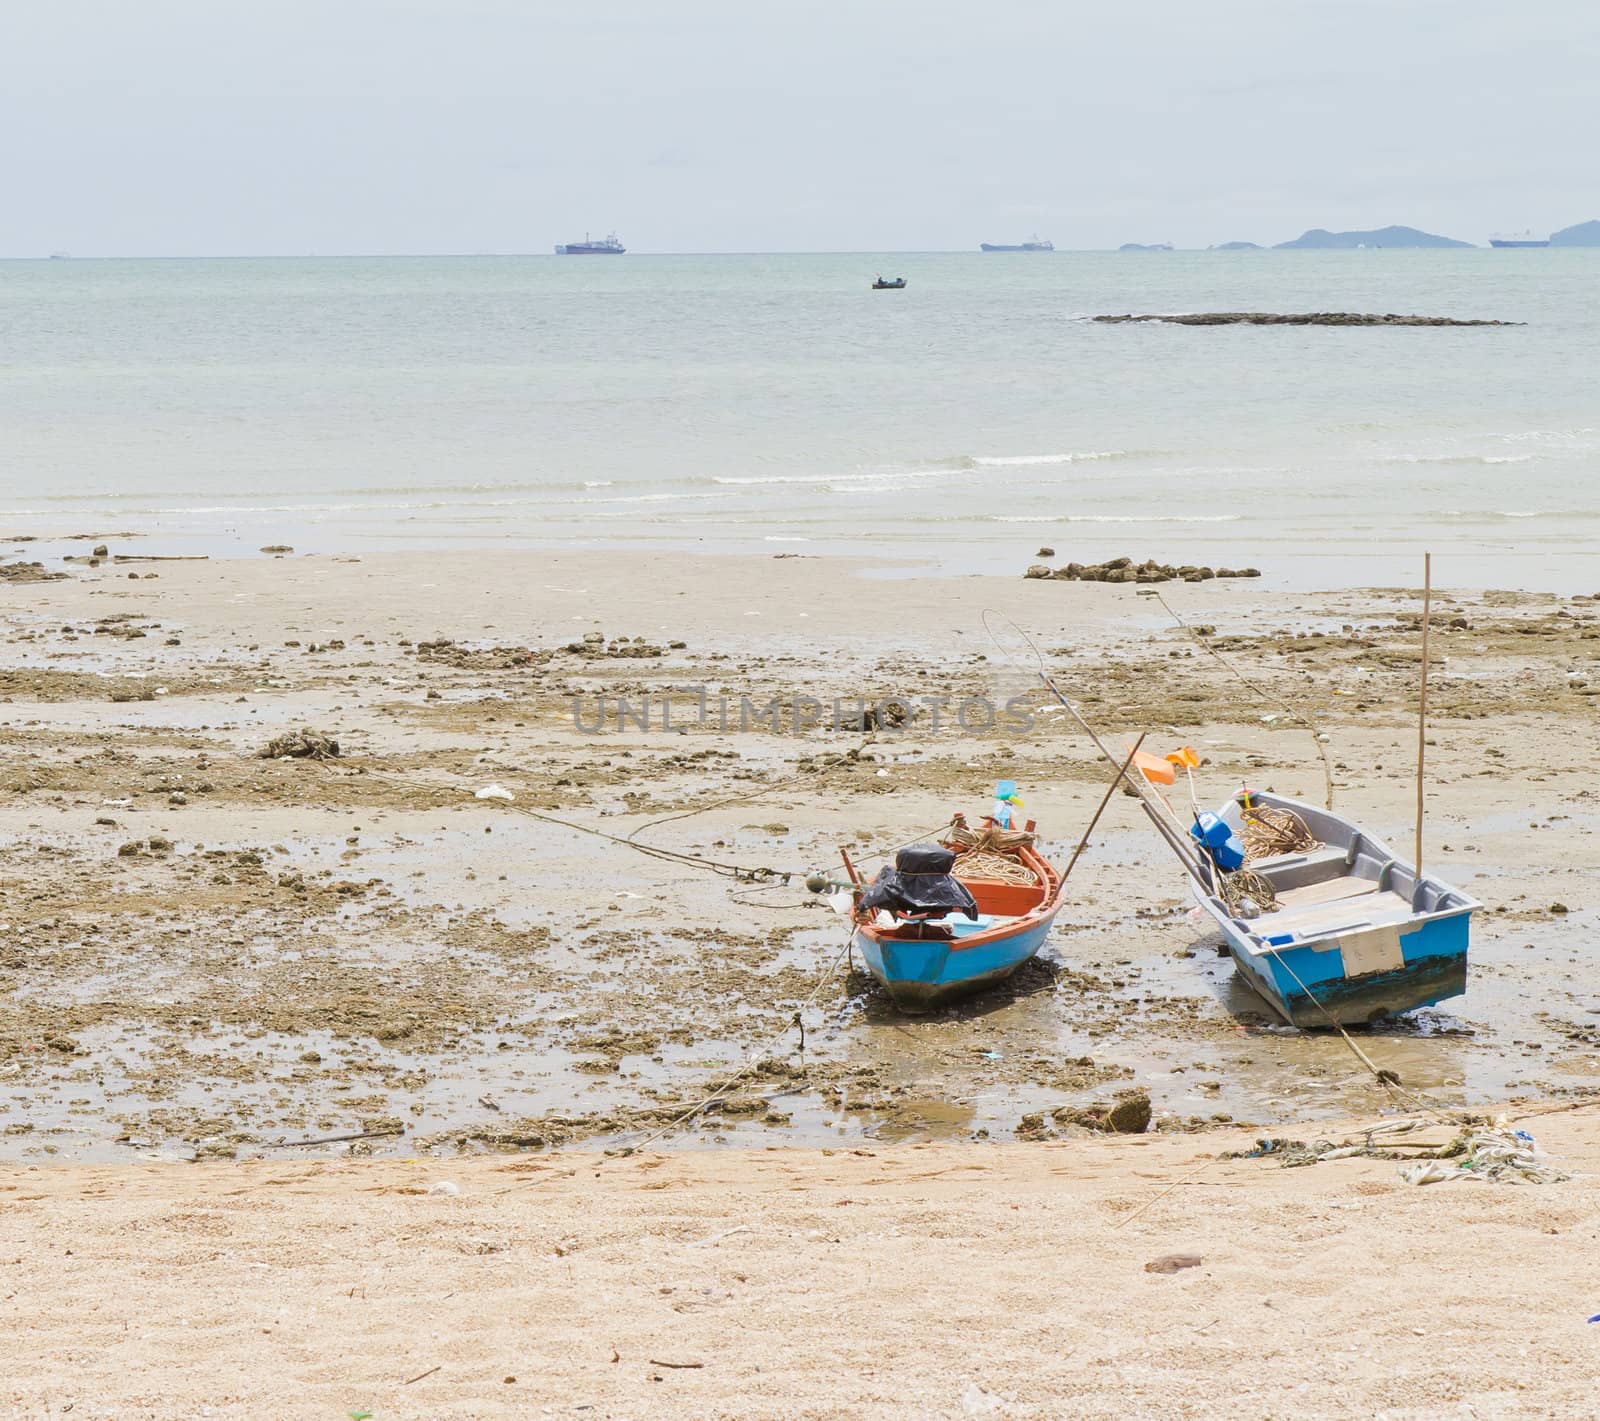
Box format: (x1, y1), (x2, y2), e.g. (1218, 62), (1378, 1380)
(4, 249), (1598, 590)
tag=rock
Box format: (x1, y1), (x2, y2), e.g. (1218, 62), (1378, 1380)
(428, 1179), (461, 1197)
(1106, 1091), (1153, 1133)
(1052, 1088), (1151, 1134)
(92, 544), (109, 558)
(259, 729), (341, 760)
(1024, 563), (1051, 579)
(0, 559), (68, 584)
(1015, 1111), (1051, 1141)
(1095, 310), (1515, 327)
(1036, 546), (1055, 557)
(260, 544), (294, 554)
(1144, 1253), (1203, 1274)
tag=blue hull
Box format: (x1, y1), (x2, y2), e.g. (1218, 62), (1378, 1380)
(1204, 891), (1472, 1028)
(852, 911), (1059, 1011)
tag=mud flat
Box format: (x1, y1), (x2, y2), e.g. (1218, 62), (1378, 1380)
(3, 549), (1600, 1162)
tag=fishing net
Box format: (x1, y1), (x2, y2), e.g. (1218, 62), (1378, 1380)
(1240, 804), (1320, 862)
(1228, 1118), (1569, 1186)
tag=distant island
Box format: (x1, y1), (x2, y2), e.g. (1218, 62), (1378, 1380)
(1275, 225), (1474, 250)
(1118, 242), (1173, 253)
(1210, 241), (1262, 251)
(1550, 219), (1600, 247)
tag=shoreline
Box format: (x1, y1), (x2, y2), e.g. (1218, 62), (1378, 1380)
(8, 531), (1600, 598)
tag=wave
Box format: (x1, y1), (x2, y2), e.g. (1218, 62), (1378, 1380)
(712, 468), (951, 488)
(1386, 453), (1536, 466)
(1441, 507), (1600, 521)
(988, 513), (1242, 524)
(971, 451), (1137, 467)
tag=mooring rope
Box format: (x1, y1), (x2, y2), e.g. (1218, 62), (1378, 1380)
(1143, 587), (1336, 810)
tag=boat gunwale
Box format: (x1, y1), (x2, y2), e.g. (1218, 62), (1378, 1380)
(1195, 791), (1481, 957)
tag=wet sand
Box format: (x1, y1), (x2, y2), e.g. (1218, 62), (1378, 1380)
(7, 1109), (1600, 1417)
(3, 547), (1598, 1161)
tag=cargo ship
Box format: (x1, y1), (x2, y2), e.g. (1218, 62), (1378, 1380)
(980, 236), (1053, 252)
(1488, 231), (1550, 248)
(555, 232), (625, 255)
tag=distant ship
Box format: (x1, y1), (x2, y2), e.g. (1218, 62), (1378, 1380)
(980, 236), (1053, 252)
(1489, 231), (1550, 248)
(555, 232), (625, 255)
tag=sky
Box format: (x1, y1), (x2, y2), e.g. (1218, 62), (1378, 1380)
(4, 0), (1598, 256)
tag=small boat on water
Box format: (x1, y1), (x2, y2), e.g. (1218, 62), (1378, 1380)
(847, 813), (1068, 1010)
(1184, 791), (1479, 1028)
(872, 275), (906, 289)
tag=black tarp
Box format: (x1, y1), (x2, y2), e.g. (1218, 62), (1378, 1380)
(858, 845), (979, 921)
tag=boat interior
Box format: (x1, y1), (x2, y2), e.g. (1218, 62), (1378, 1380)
(864, 842), (1055, 943)
(1224, 797), (1475, 945)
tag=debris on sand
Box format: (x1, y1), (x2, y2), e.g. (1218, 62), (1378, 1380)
(260, 728), (342, 761)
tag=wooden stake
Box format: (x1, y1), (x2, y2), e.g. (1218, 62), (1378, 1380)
(1061, 733), (1146, 883)
(1414, 552), (1432, 885)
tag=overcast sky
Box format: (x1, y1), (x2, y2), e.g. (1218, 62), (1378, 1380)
(5, 0), (1597, 256)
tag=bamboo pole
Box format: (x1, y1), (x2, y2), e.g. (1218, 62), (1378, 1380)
(1061, 734), (1146, 883)
(1414, 552), (1432, 884)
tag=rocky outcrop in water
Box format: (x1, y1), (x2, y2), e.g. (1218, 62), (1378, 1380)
(1024, 556), (1259, 584)
(1094, 312), (1519, 327)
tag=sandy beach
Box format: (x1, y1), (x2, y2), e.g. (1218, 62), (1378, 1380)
(6, 1111), (1599, 1418)
(4, 544), (1599, 1412)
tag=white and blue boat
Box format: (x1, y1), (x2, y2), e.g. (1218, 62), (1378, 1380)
(849, 831), (1068, 1011)
(1188, 792), (1479, 1028)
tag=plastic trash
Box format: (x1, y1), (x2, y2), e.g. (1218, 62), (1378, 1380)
(428, 1179), (461, 1197)
(992, 780), (1023, 828)
(961, 1384), (1006, 1417)
(1399, 1160), (1460, 1186)
(824, 888), (854, 918)
(475, 784), (515, 803)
